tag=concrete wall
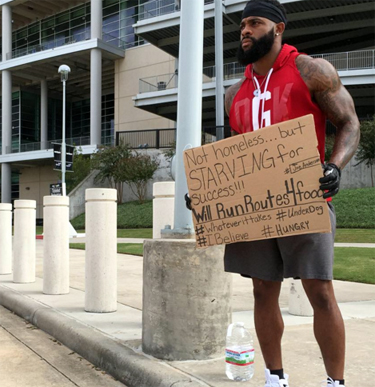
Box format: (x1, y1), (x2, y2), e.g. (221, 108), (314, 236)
(341, 156), (375, 189)
(19, 163), (59, 219)
(115, 44), (176, 132)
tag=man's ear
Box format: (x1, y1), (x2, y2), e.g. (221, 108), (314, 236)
(275, 22), (285, 36)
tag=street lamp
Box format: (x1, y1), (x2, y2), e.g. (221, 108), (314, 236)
(58, 64), (71, 196)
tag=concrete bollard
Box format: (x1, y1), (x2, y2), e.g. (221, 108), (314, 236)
(85, 189), (117, 313)
(152, 182), (175, 238)
(0, 203), (12, 275)
(13, 200), (36, 283)
(288, 279), (313, 316)
(142, 239), (232, 360)
(43, 196), (70, 295)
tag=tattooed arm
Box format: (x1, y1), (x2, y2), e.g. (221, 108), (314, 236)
(296, 55), (360, 170)
(225, 78), (245, 137)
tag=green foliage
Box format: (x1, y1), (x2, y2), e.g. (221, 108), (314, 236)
(70, 200), (153, 230)
(58, 147), (91, 194)
(91, 142), (132, 203)
(355, 117), (375, 187)
(324, 134), (336, 162)
(333, 247), (375, 284)
(119, 152), (160, 203)
(333, 188), (375, 228)
(162, 141), (176, 161)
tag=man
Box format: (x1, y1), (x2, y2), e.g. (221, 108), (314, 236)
(223, 1), (360, 386)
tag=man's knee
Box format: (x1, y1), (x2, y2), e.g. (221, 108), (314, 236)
(252, 279), (281, 303)
(302, 279), (337, 311)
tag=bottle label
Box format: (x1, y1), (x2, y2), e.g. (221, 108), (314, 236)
(225, 348), (254, 366)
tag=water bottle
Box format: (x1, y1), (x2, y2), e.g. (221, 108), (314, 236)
(225, 322), (254, 381)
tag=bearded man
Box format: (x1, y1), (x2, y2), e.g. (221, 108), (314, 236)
(223, 1), (360, 386)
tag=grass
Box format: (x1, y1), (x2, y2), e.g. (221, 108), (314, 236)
(71, 200), (153, 230)
(332, 188), (375, 228)
(334, 247), (375, 284)
(69, 243), (143, 256)
(335, 229), (374, 243)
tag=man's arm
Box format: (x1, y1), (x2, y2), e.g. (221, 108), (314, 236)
(225, 78), (245, 137)
(296, 55), (360, 170)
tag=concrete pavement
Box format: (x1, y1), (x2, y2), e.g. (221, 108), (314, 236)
(0, 239), (374, 386)
(0, 305), (127, 387)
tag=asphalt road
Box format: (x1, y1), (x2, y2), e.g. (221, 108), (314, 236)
(0, 305), (127, 387)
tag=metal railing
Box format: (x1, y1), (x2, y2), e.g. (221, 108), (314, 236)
(116, 128), (176, 149)
(116, 126), (233, 149)
(6, 31), (126, 61)
(139, 0), (214, 21)
(139, 50), (374, 94)
(311, 50), (375, 71)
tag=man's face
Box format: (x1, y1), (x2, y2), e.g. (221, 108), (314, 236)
(237, 24), (275, 66)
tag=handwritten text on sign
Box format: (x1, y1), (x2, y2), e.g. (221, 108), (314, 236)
(183, 115), (331, 249)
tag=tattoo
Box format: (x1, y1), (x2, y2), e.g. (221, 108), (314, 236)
(296, 55), (360, 169)
(225, 77), (245, 116)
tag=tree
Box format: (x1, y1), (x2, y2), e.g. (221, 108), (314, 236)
(58, 147), (91, 194)
(91, 142), (132, 203)
(355, 117), (375, 187)
(120, 152), (160, 204)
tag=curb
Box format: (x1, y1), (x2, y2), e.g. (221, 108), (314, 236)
(0, 285), (208, 387)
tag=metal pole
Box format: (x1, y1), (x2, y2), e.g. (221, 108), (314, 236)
(173, 0), (204, 232)
(215, 0), (224, 141)
(62, 79), (66, 196)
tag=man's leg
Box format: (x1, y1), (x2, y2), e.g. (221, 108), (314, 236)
(253, 278), (284, 370)
(302, 279), (345, 379)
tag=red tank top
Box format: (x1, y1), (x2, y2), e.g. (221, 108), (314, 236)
(229, 44), (327, 162)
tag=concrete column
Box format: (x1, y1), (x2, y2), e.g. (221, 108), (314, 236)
(153, 182), (175, 238)
(85, 189), (117, 313)
(1, 164), (12, 204)
(41, 79), (48, 150)
(90, 48), (102, 146)
(173, 1), (204, 231)
(142, 240), (232, 360)
(2, 4), (12, 60)
(288, 279), (313, 317)
(0, 203), (12, 274)
(2, 6), (13, 203)
(214, 0), (225, 140)
(90, 0), (102, 39)
(43, 196), (70, 295)
(13, 200), (36, 283)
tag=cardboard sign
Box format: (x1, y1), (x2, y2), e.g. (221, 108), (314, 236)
(183, 115), (331, 249)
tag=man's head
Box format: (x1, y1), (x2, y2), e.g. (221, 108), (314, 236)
(237, 0), (287, 66)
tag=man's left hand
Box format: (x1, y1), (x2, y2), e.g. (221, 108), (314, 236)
(319, 163), (341, 198)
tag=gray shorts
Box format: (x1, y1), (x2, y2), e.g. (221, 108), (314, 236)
(224, 202), (336, 281)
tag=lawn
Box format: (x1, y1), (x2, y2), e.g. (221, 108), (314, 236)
(334, 247), (375, 284)
(70, 243), (143, 256)
(332, 187), (375, 229)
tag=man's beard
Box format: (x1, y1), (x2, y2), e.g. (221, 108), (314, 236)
(237, 27), (275, 66)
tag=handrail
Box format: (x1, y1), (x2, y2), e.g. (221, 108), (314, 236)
(139, 49), (375, 93)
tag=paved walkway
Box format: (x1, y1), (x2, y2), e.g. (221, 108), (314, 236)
(0, 240), (374, 386)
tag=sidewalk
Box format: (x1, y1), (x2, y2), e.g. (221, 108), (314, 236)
(0, 240), (374, 387)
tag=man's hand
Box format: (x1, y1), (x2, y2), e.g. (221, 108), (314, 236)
(184, 193), (192, 210)
(319, 163), (341, 198)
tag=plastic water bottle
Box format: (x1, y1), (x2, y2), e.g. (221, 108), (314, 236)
(225, 322), (254, 381)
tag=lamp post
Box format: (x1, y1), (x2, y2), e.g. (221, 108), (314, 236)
(58, 65), (71, 196)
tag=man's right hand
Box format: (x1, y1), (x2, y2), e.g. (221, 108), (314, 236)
(184, 193), (192, 210)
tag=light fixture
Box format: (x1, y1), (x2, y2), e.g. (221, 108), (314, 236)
(58, 64), (71, 82)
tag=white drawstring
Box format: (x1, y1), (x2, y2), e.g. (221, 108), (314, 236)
(252, 68), (273, 129)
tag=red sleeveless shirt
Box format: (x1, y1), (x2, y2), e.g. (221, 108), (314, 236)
(229, 44), (327, 162)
